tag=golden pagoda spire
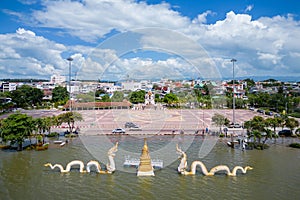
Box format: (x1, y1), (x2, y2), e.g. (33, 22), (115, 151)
(137, 138), (154, 176)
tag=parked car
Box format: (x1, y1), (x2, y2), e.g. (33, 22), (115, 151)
(228, 123), (242, 128)
(278, 129), (292, 137)
(249, 107), (255, 111)
(257, 109), (264, 114)
(125, 122), (139, 128)
(274, 113), (281, 117)
(129, 126), (142, 131)
(265, 111), (273, 116)
(112, 128), (126, 134)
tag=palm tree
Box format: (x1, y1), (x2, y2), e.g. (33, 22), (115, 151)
(265, 117), (282, 143)
(57, 112), (83, 133)
(211, 113), (230, 135)
(245, 116), (271, 149)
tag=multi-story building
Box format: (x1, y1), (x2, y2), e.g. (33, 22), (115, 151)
(0, 82), (17, 92)
(50, 74), (66, 84)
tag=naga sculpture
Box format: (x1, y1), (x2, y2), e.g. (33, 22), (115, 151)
(176, 144), (252, 176)
(44, 160), (85, 173)
(44, 142), (118, 174)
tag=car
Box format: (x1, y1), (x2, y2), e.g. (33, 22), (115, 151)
(129, 126), (142, 131)
(112, 128), (126, 134)
(249, 107), (255, 111)
(125, 122), (139, 128)
(257, 109), (264, 114)
(228, 123), (242, 128)
(278, 129), (292, 137)
(265, 111), (273, 116)
(274, 113), (281, 117)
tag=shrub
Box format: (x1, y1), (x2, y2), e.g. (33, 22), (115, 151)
(47, 132), (59, 137)
(289, 143), (300, 148)
(289, 112), (300, 118)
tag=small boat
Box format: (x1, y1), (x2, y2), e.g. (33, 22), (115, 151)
(60, 142), (66, 147)
(227, 140), (239, 148)
(54, 140), (63, 144)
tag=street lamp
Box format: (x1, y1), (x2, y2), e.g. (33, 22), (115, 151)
(231, 58), (237, 125)
(67, 57), (73, 111)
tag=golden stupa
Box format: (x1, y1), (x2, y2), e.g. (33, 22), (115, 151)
(137, 138), (155, 176)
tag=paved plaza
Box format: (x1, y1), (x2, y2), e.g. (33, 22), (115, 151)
(4, 108), (296, 136)
(49, 108), (266, 135)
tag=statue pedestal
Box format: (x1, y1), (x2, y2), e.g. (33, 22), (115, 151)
(137, 170), (155, 176)
(137, 139), (155, 176)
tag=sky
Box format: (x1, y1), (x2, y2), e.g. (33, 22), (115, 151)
(0, 0), (299, 81)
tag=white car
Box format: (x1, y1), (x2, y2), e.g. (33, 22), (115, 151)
(129, 126), (142, 131)
(112, 128), (126, 134)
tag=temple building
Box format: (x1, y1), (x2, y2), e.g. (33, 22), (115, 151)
(145, 90), (155, 105)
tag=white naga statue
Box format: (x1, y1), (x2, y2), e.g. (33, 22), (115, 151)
(44, 142), (118, 174)
(176, 144), (253, 176)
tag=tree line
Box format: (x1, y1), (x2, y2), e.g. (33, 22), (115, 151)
(0, 111), (82, 151)
(211, 113), (299, 150)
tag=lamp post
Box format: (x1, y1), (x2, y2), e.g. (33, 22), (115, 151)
(231, 58), (237, 125)
(67, 57), (73, 111)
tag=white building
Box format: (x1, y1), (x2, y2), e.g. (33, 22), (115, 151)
(122, 81), (142, 91)
(1, 82), (17, 92)
(50, 74), (66, 84)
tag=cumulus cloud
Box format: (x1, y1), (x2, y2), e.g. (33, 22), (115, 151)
(192, 11), (214, 24)
(1, 0), (300, 79)
(31, 0), (190, 42)
(0, 28), (69, 79)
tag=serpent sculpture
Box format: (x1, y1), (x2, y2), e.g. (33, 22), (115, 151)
(44, 160), (86, 173)
(176, 144), (253, 176)
(44, 142), (118, 174)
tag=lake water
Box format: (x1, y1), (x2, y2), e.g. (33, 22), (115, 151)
(1, 135), (299, 200)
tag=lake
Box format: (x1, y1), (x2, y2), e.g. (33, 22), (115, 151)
(1, 135), (299, 200)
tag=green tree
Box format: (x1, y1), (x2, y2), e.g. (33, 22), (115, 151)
(285, 118), (299, 134)
(1, 113), (35, 150)
(57, 112), (83, 133)
(76, 92), (94, 102)
(11, 85), (43, 108)
(245, 116), (271, 149)
(211, 113), (230, 134)
(99, 94), (111, 102)
(111, 91), (124, 102)
(163, 93), (179, 105)
(35, 116), (55, 135)
(129, 90), (146, 104)
(265, 117), (280, 137)
(243, 78), (255, 89)
(95, 88), (107, 97)
(52, 86), (69, 103)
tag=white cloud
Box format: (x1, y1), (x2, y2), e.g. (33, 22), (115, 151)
(31, 0), (190, 42)
(192, 11), (214, 24)
(245, 5), (254, 12)
(1, 0), (300, 79)
(0, 28), (69, 79)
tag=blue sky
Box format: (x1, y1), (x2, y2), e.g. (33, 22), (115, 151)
(0, 0), (299, 81)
